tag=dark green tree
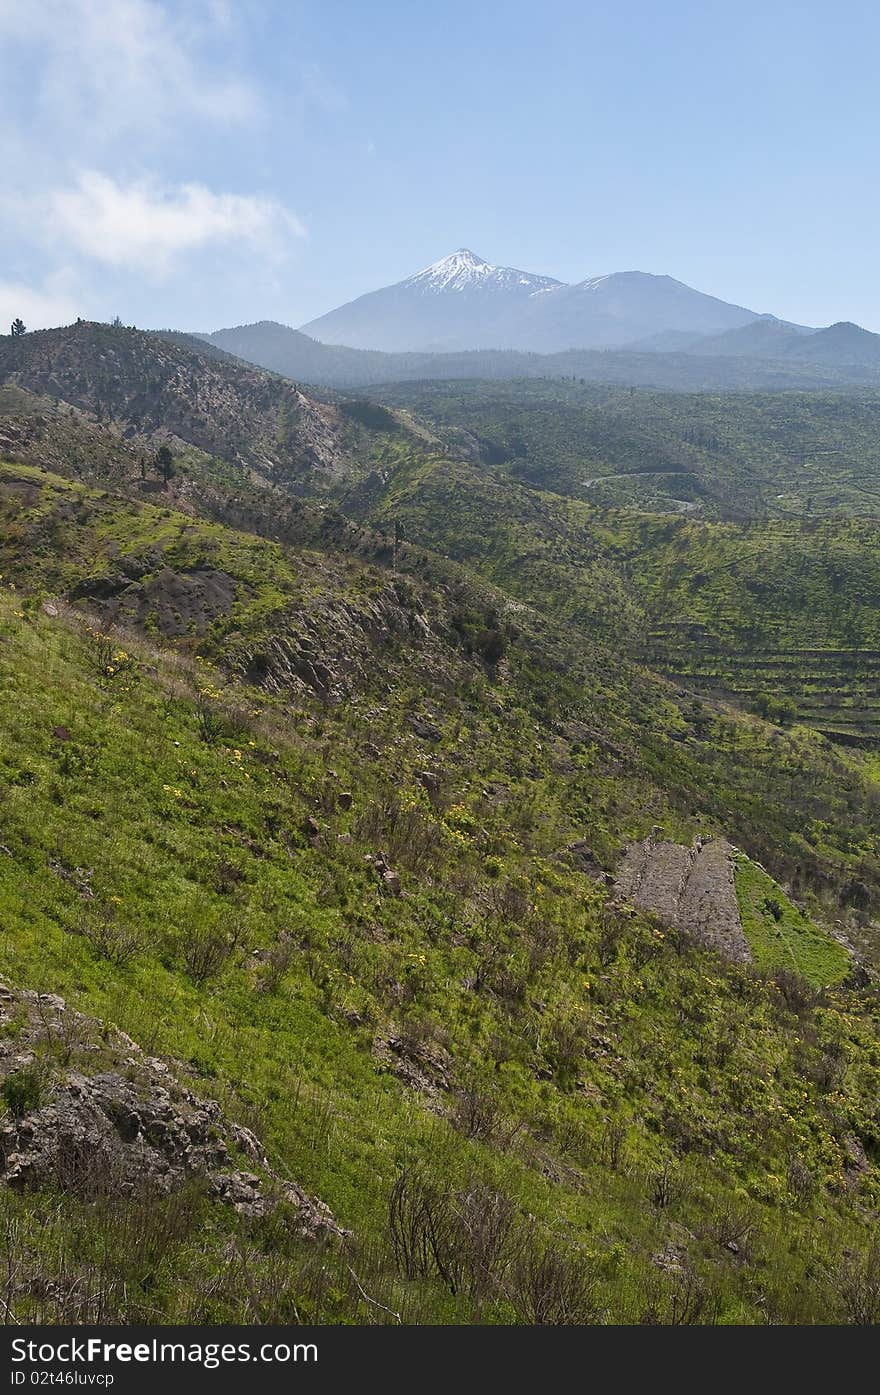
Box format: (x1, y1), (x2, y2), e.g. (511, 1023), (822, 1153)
(10, 318), (25, 337)
(155, 444), (174, 485)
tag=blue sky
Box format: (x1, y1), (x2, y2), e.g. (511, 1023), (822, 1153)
(3, 0), (879, 333)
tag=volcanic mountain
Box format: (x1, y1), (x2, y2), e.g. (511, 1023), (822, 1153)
(298, 248), (767, 353)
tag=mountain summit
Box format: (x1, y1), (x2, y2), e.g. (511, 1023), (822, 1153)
(299, 250), (769, 353)
(405, 248), (562, 296)
(299, 248), (562, 352)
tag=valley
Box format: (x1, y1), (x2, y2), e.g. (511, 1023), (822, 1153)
(0, 321), (878, 1326)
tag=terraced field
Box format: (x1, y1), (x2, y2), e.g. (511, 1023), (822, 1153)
(643, 624), (880, 745)
(618, 517), (880, 746)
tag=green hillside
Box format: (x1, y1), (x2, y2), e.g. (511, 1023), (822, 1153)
(2, 567), (879, 1325)
(617, 515), (880, 747)
(0, 326), (879, 1326)
(369, 379), (880, 519)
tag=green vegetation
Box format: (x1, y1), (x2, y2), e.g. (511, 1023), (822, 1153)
(619, 513), (880, 745)
(1, 588), (879, 1324)
(734, 857), (851, 987)
(0, 324), (878, 1324)
(371, 378), (880, 519)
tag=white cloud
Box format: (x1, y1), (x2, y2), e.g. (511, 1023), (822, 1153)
(0, 2), (336, 326)
(0, 0), (258, 143)
(0, 278), (80, 333)
(48, 172), (306, 277)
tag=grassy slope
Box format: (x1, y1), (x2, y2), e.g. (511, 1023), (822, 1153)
(5, 461), (880, 919)
(734, 859), (851, 986)
(2, 592), (880, 1325)
(1, 461), (880, 1321)
(338, 451), (880, 913)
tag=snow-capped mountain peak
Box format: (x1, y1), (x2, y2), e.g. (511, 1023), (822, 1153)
(408, 249), (493, 290)
(298, 250), (763, 352)
(406, 249), (561, 295)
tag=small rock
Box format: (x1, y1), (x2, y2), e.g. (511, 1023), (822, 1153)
(409, 718), (442, 742)
(564, 839), (604, 878)
(51, 726), (71, 742)
(337, 791), (353, 810)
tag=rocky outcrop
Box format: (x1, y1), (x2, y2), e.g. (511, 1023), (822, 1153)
(69, 565), (237, 638)
(372, 1027), (451, 1102)
(677, 839), (751, 962)
(614, 836), (751, 964)
(228, 586), (433, 702)
(0, 981), (342, 1237)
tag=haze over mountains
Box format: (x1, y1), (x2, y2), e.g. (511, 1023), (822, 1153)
(298, 249), (770, 353)
(196, 249), (880, 393)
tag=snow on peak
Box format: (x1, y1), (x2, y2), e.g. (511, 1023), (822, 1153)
(408, 249), (496, 291)
(406, 249), (561, 295)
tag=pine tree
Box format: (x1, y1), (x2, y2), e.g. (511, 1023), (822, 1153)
(155, 445), (174, 485)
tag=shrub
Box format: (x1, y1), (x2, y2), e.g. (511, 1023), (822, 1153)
(81, 910), (142, 966)
(650, 1160), (685, 1210)
(388, 1169), (519, 1302)
(474, 627), (506, 665)
(257, 936), (297, 995)
(639, 1266), (719, 1325)
(451, 1084), (502, 1143)
(196, 696), (225, 744)
(2, 1065), (42, 1118)
(509, 1232), (600, 1324)
(836, 1241), (880, 1325)
(600, 1118), (629, 1172)
(183, 920), (248, 984)
(708, 1200), (757, 1254)
(770, 968), (817, 1016)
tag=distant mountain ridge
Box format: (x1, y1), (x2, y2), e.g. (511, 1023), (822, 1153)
(298, 248), (771, 353)
(197, 317), (880, 394)
(192, 246), (880, 393)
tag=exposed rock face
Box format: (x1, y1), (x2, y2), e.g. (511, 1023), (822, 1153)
(228, 586), (432, 703)
(677, 840), (751, 962)
(69, 566), (236, 638)
(614, 836), (751, 963)
(372, 1027), (451, 1102)
(0, 981), (342, 1237)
